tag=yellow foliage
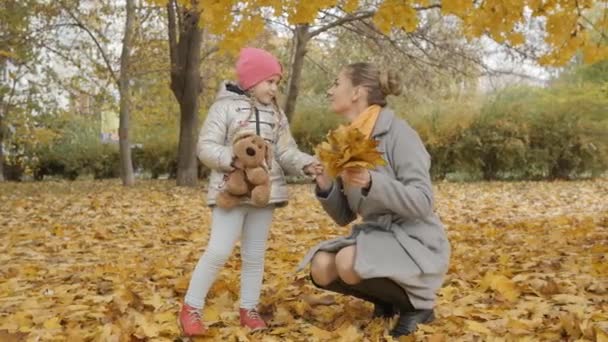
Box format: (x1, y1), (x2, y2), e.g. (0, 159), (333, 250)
(373, 0), (419, 34)
(149, 0), (606, 67)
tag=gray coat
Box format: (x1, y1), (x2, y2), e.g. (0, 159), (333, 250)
(297, 108), (451, 310)
(197, 82), (315, 207)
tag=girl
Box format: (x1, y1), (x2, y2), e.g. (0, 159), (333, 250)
(179, 47), (319, 336)
(297, 63), (451, 337)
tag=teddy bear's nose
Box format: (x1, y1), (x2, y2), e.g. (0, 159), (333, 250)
(246, 147), (256, 156)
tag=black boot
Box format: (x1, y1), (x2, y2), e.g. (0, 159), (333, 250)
(310, 276), (395, 319)
(351, 278), (415, 313)
(372, 302), (397, 319)
(348, 278), (435, 337)
(390, 309), (435, 337)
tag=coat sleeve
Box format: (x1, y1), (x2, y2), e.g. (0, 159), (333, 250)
(196, 100), (234, 172)
(363, 121), (435, 219)
(316, 178), (357, 226)
(274, 112), (316, 176)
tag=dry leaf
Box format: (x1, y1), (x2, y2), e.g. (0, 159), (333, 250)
(315, 125), (386, 177)
(307, 325), (334, 340)
(466, 320), (492, 335)
(301, 294), (336, 306)
(479, 272), (520, 302)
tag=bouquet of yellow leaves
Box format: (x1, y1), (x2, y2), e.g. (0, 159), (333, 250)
(314, 125), (387, 177)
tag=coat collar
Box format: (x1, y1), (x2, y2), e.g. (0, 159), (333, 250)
(371, 107), (395, 138)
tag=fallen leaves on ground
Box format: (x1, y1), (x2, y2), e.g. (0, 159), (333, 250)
(0, 179), (607, 341)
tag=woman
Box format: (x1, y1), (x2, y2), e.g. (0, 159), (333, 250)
(297, 63), (451, 337)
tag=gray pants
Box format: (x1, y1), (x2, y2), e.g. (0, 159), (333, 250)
(185, 205), (274, 310)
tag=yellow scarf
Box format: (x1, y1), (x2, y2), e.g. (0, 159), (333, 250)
(349, 105), (381, 138)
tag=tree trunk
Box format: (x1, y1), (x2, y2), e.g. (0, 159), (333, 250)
(283, 24), (310, 122)
(168, 1), (201, 187)
(0, 120), (4, 182)
(118, 0), (135, 186)
(0, 59), (8, 182)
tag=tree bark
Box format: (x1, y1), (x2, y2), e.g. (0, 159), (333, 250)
(0, 118), (4, 182)
(168, 0), (201, 187)
(283, 24), (310, 122)
(118, 0), (136, 186)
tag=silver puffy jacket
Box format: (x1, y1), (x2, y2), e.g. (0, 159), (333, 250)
(197, 81), (316, 207)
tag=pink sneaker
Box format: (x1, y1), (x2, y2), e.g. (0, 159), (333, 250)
(178, 304), (207, 336)
(239, 308), (267, 331)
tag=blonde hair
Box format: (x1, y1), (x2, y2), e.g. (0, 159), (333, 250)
(344, 63), (403, 107)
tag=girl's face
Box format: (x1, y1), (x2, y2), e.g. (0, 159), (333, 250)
(327, 69), (359, 115)
(249, 75), (281, 105)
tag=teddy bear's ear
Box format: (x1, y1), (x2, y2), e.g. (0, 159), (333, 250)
(265, 143), (273, 170)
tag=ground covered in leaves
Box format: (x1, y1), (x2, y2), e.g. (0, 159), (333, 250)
(1, 179), (607, 341)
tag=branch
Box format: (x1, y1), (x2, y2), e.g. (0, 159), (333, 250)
(167, 0), (178, 68)
(304, 54), (330, 74)
(482, 68), (548, 83)
(202, 46), (219, 60)
(59, 1), (119, 85)
(1, 65), (23, 121)
(265, 18), (295, 32)
(309, 10), (375, 37)
(413, 4), (442, 11)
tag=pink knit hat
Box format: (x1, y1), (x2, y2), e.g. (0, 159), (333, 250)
(236, 47), (282, 90)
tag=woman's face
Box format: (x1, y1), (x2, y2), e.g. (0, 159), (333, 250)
(327, 69), (358, 115)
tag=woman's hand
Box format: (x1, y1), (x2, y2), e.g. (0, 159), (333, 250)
(341, 168), (371, 189)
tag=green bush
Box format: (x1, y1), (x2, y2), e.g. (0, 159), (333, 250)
(290, 96), (345, 155)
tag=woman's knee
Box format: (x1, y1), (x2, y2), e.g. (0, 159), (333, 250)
(335, 246), (362, 285)
(310, 252), (338, 286)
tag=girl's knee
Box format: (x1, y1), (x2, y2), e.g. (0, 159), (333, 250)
(310, 252), (337, 286)
(204, 245), (233, 265)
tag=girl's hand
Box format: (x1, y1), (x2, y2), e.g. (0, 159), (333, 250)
(304, 162), (324, 176)
(341, 168), (371, 189)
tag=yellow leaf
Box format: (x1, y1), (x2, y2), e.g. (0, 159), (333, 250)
(427, 333), (447, 342)
(480, 272), (520, 301)
(42, 317), (62, 329)
(441, 0), (473, 16)
(343, 0), (358, 13)
(552, 294), (588, 305)
(202, 304), (221, 323)
(301, 294), (336, 306)
(143, 292), (164, 311)
(307, 325), (334, 339)
(133, 312), (159, 338)
(508, 32), (526, 46)
(597, 327), (608, 342)
(466, 320), (492, 335)
(153, 311), (174, 324)
(507, 318), (533, 335)
(336, 324), (362, 341)
(274, 306), (295, 325)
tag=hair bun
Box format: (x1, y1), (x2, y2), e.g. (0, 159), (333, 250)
(379, 69), (403, 96)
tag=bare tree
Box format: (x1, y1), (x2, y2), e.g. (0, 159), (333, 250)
(60, 0), (136, 185)
(118, 0), (136, 186)
(167, 0), (203, 187)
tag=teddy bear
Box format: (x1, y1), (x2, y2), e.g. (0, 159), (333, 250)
(216, 133), (272, 209)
